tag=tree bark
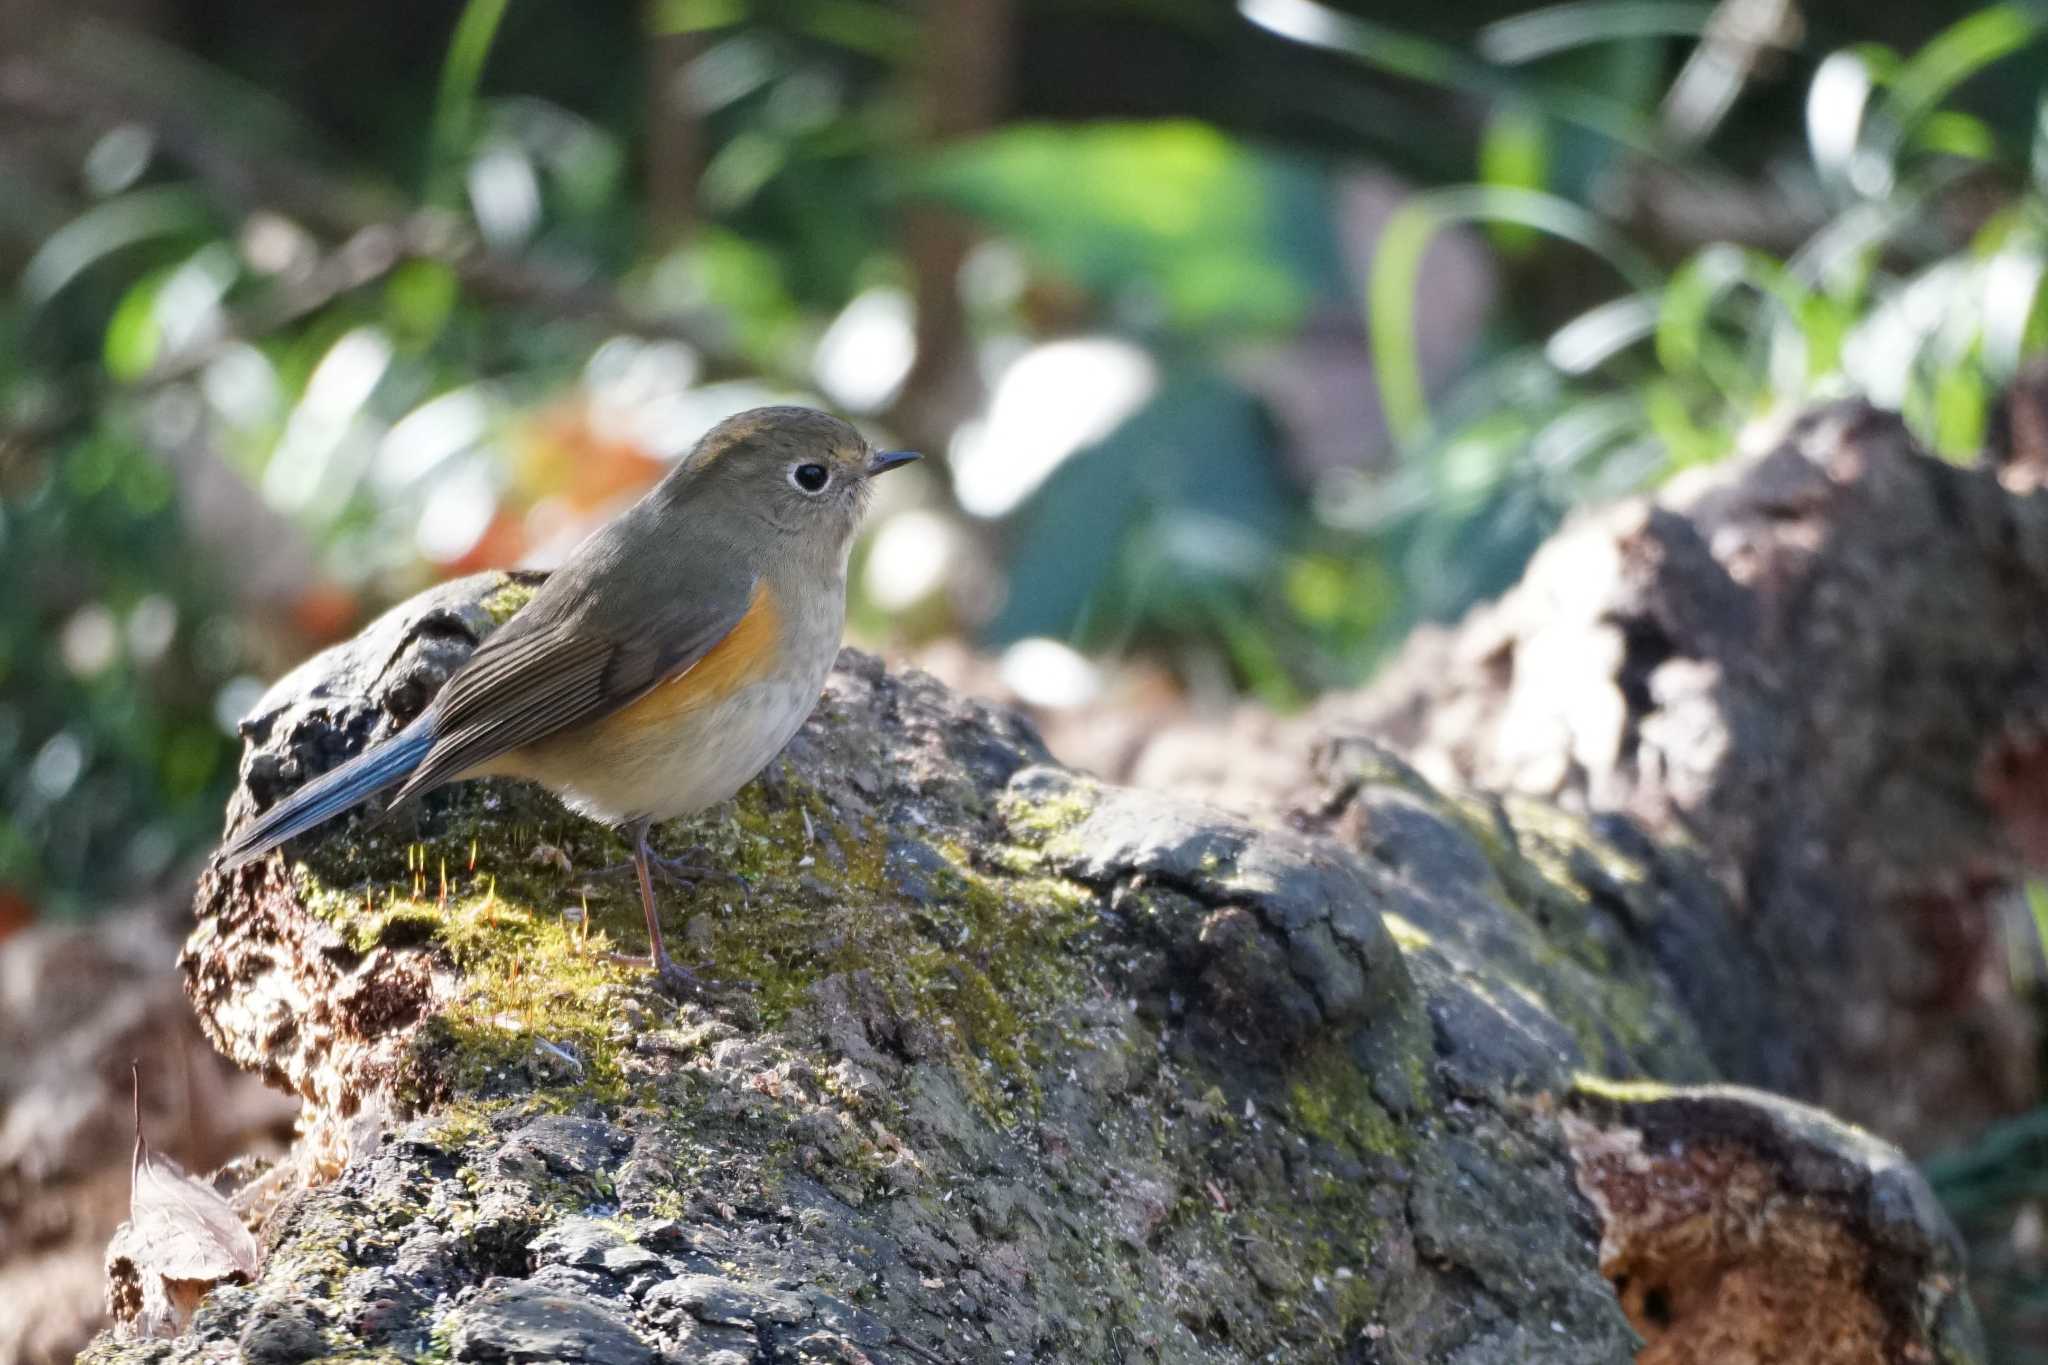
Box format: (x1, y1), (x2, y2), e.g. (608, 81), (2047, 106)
(81, 448), (1991, 1360)
(1337, 400), (2048, 1153)
(1023, 399), (2048, 1157)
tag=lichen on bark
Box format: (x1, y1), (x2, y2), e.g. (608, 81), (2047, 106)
(88, 561), (1982, 1364)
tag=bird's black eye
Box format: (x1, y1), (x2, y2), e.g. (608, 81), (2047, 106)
(790, 462), (831, 494)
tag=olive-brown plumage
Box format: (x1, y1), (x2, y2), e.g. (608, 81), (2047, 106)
(220, 405), (918, 990)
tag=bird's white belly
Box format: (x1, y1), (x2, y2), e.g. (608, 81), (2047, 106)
(509, 671), (824, 826)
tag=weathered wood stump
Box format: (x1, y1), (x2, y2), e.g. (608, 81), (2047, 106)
(85, 401), (2013, 1362)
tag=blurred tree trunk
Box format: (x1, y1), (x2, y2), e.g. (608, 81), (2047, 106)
(884, 0), (1015, 477)
(642, 12), (704, 250)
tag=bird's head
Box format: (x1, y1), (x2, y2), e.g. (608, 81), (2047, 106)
(664, 405), (919, 561)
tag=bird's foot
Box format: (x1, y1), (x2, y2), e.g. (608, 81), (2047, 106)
(597, 844), (749, 899)
(607, 948), (754, 999)
(648, 848), (748, 894)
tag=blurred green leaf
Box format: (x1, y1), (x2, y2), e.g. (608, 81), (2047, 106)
(918, 121), (1331, 332)
(989, 364), (1293, 653)
(1478, 105), (1551, 254)
(1912, 110), (1999, 160)
(1656, 244), (1815, 403)
(20, 187), (213, 308)
(103, 272), (169, 381)
(1930, 362), (1990, 461)
(1643, 378), (1726, 467)
(1370, 184), (1659, 446)
(384, 260), (462, 348)
(682, 227), (803, 358)
(787, 0), (920, 59)
(1885, 4), (2043, 137)
(702, 129), (791, 213)
(1242, 0), (1672, 157)
(1476, 1), (1720, 64)
(651, 0), (750, 33)
(430, 0), (514, 201)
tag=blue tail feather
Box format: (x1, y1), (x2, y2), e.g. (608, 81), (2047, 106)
(219, 722), (436, 869)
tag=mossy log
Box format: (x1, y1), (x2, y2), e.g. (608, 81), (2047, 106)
(1338, 401), (2048, 1153)
(1068, 401), (2048, 1155)
(86, 555), (1979, 1362)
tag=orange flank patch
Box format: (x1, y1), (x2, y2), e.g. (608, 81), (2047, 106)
(591, 581), (784, 739)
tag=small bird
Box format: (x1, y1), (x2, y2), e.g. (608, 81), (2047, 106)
(220, 405), (919, 991)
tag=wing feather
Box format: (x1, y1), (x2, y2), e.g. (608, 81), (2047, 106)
(391, 572), (757, 803)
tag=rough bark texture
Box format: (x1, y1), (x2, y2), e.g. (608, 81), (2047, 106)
(1010, 401), (2046, 1155)
(80, 553), (1981, 1362)
(1342, 401), (2048, 1151)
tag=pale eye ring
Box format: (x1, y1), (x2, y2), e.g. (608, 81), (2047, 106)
(790, 462), (831, 494)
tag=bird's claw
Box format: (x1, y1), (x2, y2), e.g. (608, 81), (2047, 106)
(596, 847), (749, 902)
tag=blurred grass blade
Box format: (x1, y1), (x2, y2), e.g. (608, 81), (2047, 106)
(1530, 395), (1640, 472)
(1884, 4), (2044, 137)
(1240, 0), (1464, 87)
(1478, 105), (1551, 253)
(20, 187), (212, 308)
(650, 0), (749, 33)
(1662, 0), (1803, 146)
(2032, 93), (2048, 191)
(1240, 0), (1671, 157)
(1788, 160), (1975, 294)
(1982, 251), (2047, 378)
(1807, 50), (1876, 194)
(430, 0), (514, 201)
(1369, 185), (1660, 446)
(1924, 1097), (2048, 1198)
(1478, 1), (1720, 65)
(1656, 244), (1803, 392)
(788, 0), (921, 59)
(1545, 294), (1660, 374)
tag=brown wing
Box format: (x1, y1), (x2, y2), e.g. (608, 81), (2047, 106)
(390, 573), (758, 803)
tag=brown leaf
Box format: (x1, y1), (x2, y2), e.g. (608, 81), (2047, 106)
(104, 1066), (261, 1337)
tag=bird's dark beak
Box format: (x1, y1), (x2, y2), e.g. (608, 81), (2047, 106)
(867, 449), (921, 477)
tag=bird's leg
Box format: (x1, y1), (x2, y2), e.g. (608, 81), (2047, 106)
(593, 831), (749, 901)
(604, 819), (753, 996)
(606, 818), (703, 996)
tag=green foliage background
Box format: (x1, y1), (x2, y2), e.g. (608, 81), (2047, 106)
(6, 0), (2048, 1350)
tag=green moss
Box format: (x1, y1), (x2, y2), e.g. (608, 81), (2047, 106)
(1207, 1077), (1399, 1350)
(286, 752), (1099, 1125)
(1343, 779), (1691, 1076)
(1496, 795), (1649, 912)
(1380, 912), (1434, 954)
(1426, 797), (1702, 1077)
(427, 1102), (494, 1149)
(264, 1217), (364, 1295)
(998, 781), (1098, 844)
(294, 828), (639, 1110)
(1446, 795), (1518, 878)
(481, 575), (539, 625)
(1286, 1041), (1412, 1159)
(1568, 1073), (1680, 1107)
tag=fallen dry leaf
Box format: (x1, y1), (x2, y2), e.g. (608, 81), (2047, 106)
(104, 1068), (261, 1337)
